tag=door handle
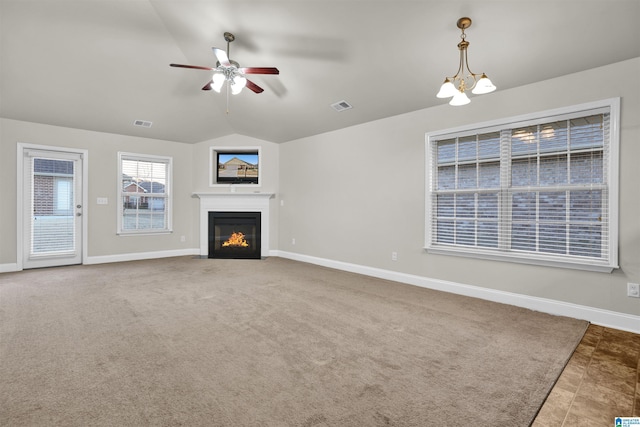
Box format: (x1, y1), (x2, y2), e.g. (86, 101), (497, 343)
(76, 212), (82, 217)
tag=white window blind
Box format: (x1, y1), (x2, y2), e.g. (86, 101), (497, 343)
(425, 100), (619, 272)
(118, 152), (172, 234)
(29, 157), (76, 254)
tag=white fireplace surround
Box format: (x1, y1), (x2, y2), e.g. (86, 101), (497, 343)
(193, 192), (274, 257)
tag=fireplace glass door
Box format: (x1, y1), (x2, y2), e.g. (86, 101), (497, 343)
(209, 212), (261, 259)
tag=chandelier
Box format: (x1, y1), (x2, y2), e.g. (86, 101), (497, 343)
(436, 17), (496, 106)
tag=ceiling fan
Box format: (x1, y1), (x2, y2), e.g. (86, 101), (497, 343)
(170, 32), (279, 97)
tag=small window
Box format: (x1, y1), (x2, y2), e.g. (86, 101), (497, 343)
(210, 146), (261, 187)
(425, 99), (619, 272)
(118, 152), (172, 235)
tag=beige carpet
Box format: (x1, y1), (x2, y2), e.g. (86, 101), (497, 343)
(0, 256), (587, 426)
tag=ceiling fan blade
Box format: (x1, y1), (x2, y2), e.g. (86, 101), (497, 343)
(170, 63), (215, 71)
(239, 67), (280, 75)
(245, 79), (264, 94)
(201, 81), (213, 91)
(212, 47), (231, 67)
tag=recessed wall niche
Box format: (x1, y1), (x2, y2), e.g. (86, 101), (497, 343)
(209, 146), (262, 187)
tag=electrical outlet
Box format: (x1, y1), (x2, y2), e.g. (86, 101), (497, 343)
(628, 283), (640, 298)
(180, 235), (186, 243)
(391, 251), (398, 261)
(291, 238), (296, 245)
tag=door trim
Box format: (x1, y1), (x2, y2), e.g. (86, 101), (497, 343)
(16, 143), (89, 271)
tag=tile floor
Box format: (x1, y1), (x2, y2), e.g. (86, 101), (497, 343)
(532, 324), (640, 426)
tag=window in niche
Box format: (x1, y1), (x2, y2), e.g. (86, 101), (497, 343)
(210, 146), (261, 187)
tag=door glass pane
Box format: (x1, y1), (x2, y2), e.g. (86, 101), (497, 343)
(32, 158), (75, 254)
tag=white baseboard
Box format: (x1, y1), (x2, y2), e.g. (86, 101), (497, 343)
(85, 248), (200, 265)
(274, 250), (640, 334)
(0, 263), (19, 273)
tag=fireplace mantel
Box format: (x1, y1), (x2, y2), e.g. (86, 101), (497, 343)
(193, 192), (274, 257)
(193, 192), (274, 199)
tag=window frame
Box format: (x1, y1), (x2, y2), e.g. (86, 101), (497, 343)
(117, 152), (173, 236)
(425, 98), (620, 272)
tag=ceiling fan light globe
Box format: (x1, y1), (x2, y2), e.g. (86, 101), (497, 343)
(449, 90), (471, 106)
(231, 76), (247, 95)
(211, 73), (225, 93)
(437, 80), (457, 98)
(472, 74), (496, 95)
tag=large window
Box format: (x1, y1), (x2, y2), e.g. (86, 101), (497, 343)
(118, 152), (172, 235)
(425, 99), (619, 272)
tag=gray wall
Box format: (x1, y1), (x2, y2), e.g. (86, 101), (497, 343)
(0, 119), (197, 263)
(278, 58), (640, 318)
(0, 122), (280, 266)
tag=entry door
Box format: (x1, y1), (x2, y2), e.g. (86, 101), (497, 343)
(23, 149), (83, 269)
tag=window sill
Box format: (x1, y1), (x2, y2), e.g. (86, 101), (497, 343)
(117, 230), (173, 237)
(425, 246), (617, 273)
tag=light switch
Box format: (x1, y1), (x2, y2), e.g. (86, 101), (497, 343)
(97, 197), (108, 205)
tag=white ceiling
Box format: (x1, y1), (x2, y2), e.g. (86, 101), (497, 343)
(1, 0), (639, 144)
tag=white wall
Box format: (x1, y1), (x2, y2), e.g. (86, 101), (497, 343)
(278, 58), (640, 323)
(0, 119), (197, 266)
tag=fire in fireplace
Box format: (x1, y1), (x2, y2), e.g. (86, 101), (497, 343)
(208, 212), (261, 259)
(222, 232), (249, 247)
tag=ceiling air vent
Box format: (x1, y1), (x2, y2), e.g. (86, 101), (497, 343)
(330, 100), (353, 112)
(133, 119), (153, 128)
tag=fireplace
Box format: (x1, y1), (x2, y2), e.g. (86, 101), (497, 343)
(209, 212), (261, 259)
(194, 192), (273, 258)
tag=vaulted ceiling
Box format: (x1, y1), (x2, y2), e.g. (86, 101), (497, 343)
(1, 1), (639, 144)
